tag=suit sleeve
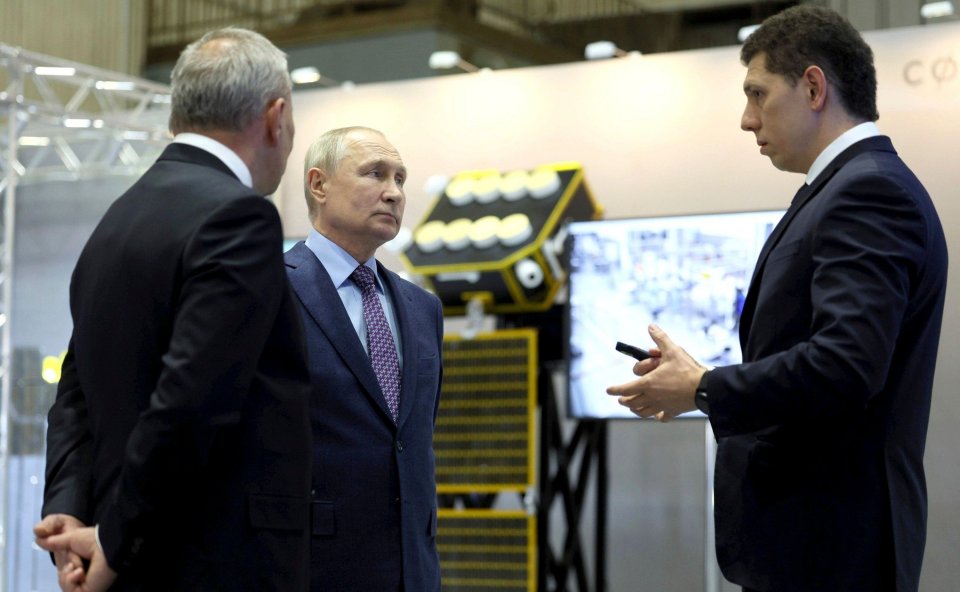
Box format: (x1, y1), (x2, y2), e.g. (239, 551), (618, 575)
(42, 339), (93, 522)
(707, 173), (929, 437)
(96, 195), (287, 571)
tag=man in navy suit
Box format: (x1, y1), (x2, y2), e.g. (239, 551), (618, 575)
(607, 6), (947, 592)
(285, 126), (444, 591)
(34, 28), (312, 591)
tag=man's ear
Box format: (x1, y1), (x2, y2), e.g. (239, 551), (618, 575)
(803, 65), (828, 112)
(306, 167), (328, 204)
(264, 97), (287, 145)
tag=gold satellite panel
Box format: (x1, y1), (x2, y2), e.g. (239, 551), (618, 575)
(438, 509), (536, 592)
(400, 162), (602, 314)
(435, 329), (537, 493)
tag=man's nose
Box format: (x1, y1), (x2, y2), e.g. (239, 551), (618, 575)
(741, 107), (758, 132)
(383, 179), (403, 200)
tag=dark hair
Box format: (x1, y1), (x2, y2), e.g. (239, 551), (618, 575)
(740, 5), (878, 122)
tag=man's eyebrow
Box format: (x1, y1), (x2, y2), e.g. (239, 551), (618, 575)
(364, 158), (407, 176)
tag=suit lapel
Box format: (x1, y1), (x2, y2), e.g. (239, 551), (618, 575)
(737, 183), (811, 344)
(738, 136), (895, 348)
(285, 242), (393, 422)
(378, 262), (419, 429)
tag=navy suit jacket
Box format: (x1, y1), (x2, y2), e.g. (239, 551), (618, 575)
(708, 136), (948, 592)
(285, 242), (443, 592)
(43, 143), (313, 590)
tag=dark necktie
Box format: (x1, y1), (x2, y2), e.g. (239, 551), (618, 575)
(351, 265), (401, 421)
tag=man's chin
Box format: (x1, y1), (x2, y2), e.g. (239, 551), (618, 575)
(769, 157), (790, 172)
(376, 223), (401, 243)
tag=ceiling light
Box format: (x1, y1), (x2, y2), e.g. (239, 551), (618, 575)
(34, 66), (76, 76)
(583, 41), (641, 60)
(290, 67), (352, 89)
(428, 51), (479, 73)
(921, 1), (955, 18)
(18, 136), (50, 146)
(95, 81), (137, 91)
(585, 41), (621, 60)
(63, 118), (92, 128)
(738, 24), (761, 43)
(291, 66), (321, 84)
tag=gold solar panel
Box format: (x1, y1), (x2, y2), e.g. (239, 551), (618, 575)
(436, 329), (536, 492)
(438, 509), (536, 591)
(399, 162), (602, 315)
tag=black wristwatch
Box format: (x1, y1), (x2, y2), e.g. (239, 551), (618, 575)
(694, 371), (710, 415)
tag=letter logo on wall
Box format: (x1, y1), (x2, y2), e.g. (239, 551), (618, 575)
(399, 162), (602, 315)
(903, 56), (958, 86)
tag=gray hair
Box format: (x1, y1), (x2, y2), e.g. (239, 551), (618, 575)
(169, 27), (292, 133)
(303, 126), (383, 217)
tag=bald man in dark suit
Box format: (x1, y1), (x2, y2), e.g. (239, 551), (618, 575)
(35, 28), (311, 592)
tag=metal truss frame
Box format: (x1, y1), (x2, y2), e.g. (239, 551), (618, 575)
(0, 44), (170, 590)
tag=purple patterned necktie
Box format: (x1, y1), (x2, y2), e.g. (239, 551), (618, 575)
(351, 265), (401, 421)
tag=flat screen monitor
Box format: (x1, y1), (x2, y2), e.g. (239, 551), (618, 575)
(565, 210), (785, 420)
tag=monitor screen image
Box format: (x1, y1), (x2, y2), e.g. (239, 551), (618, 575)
(565, 210), (785, 419)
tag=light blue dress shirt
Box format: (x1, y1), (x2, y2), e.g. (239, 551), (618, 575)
(304, 228), (404, 366)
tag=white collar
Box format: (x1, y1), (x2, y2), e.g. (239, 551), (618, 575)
(172, 132), (253, 189)
(805, 121), (881, 185)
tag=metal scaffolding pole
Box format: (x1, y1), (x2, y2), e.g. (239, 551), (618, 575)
(0, 82), (18, 592)
(0, 44), (170, 592)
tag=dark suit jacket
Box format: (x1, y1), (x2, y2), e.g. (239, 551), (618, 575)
(42, 143), (313, 591)
(708, 136), (948, 592)
(285, 242), (443, 592)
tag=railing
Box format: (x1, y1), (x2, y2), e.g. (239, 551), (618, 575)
(147, 0), (417, 48)
(481, 0), (645, 26)
(145, 0), (655, 50)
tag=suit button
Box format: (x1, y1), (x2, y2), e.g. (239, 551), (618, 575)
(310, 489), (316, 496)
(395, 440), (404, 453)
